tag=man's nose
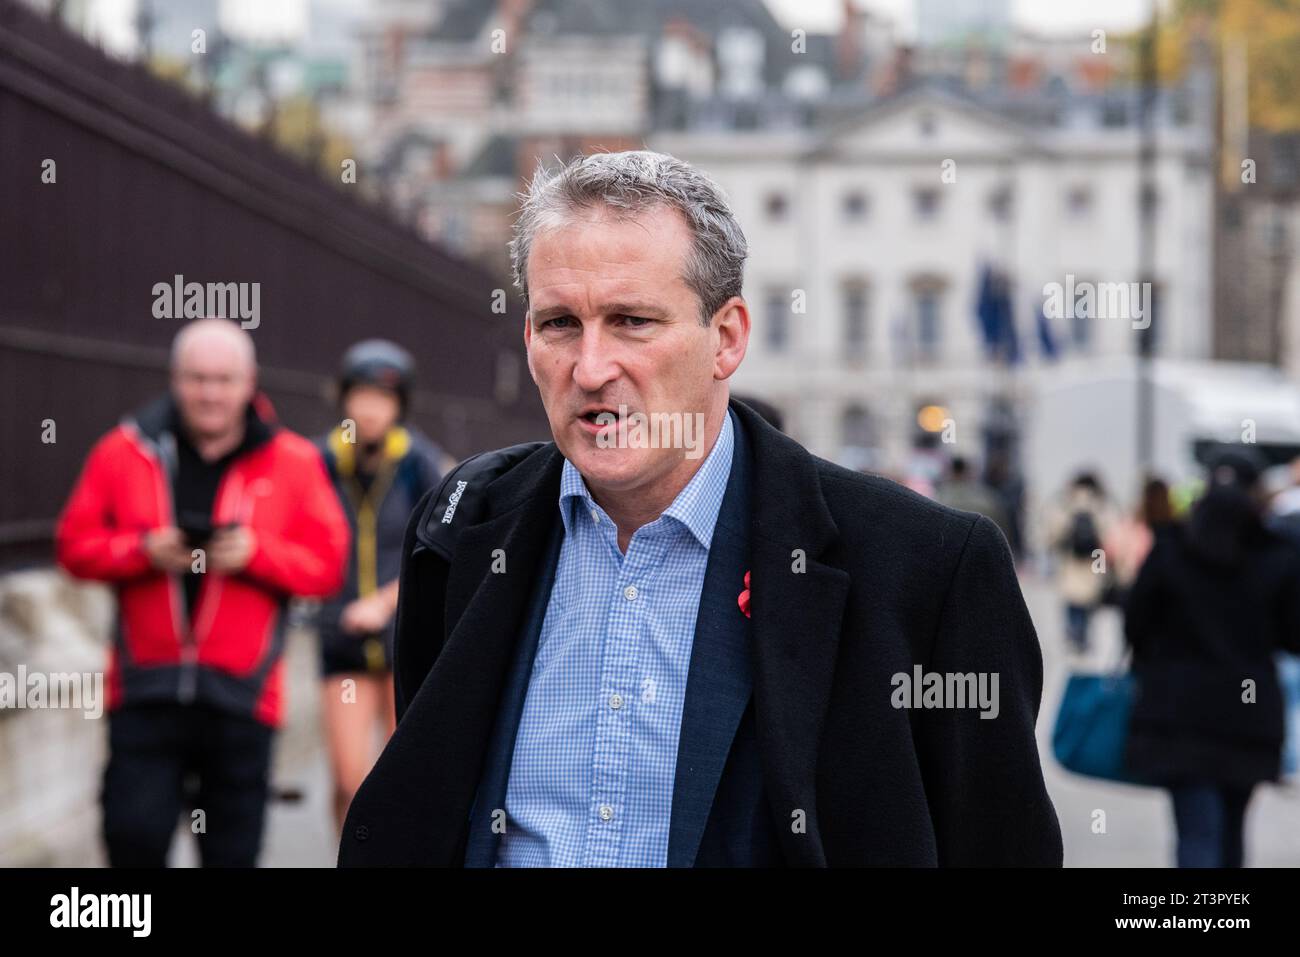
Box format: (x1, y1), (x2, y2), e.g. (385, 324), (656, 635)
(571, 326), (620, 393)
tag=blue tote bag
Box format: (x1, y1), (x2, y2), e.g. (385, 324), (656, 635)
(1052, 667), (1140, 784)
(1279, 654), (1300, 777)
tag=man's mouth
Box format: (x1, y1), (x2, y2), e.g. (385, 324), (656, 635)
(576, 406), (621, 434)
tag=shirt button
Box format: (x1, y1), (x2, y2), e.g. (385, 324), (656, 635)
(598, 805), (614, 822)
(623, 584), (638, 601)
(609, 693), (624, 710)
(590, 508), (600, 524)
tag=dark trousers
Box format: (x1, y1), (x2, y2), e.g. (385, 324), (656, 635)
(1064, 603), (1093, 650)
(1169, 783), (1254, 868)
(102, 702), (275, 867)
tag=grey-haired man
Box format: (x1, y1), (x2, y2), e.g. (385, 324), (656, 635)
(340, 151), (1062, 867)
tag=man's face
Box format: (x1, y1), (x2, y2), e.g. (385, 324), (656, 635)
(524, 204), (745, 497)
(171, 337), (256, 441)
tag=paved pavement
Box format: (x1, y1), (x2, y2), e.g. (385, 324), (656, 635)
(1026, 574), (1300, 867)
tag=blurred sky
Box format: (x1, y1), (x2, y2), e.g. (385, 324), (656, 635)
(85, 0), (1158, 53)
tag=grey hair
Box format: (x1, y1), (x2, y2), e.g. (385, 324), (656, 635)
(508, 150), (748, 325)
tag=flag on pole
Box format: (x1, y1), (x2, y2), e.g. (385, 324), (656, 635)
(1036, 305), (1059, 360)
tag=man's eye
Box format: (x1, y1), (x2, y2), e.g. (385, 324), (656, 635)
(619, 315), (652, 327)
(542, 316), (574, 329)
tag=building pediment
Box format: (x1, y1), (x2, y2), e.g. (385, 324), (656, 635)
(819, 87), (1036, 160)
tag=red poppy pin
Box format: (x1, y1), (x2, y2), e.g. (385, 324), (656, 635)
(738, 569), (751, 619)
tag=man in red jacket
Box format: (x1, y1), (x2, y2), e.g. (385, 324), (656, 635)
(57, 318), (349, 867)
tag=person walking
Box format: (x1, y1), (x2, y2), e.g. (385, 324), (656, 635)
(1123, 450), (1300, 867)
(1046, 471), (1114, 653)
(934, 456), (1012, 545)
(56, 318), (350, 867)
(315, 340), (444, 832)
(1103, 476), (1176, 607)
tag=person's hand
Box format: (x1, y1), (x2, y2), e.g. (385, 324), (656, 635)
(340, 593), (395, 635)
(143, 527), (194, 574)
(208, 526), (255, 574)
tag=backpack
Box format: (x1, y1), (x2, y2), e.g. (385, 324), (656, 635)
(1066, 509), (1102, 559)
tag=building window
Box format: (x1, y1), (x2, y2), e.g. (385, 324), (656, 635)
(988, 185), (1013, 222)
(839, 404), (878, 471)
(765, 191), (789, 221)
(842, 282), (869, 358)
(913, 187), (941, 222)
(1066, 185), (1093, 219)
(1139, 282), (1163, 356)
(1070, 279), (1096, 351)
(1101, 99), (1128, 127)
(916, 289), (943, 361)
(766, 289), (789, 352)
(1139, 183), (1159, 218)
(1071, 299), (1091, 351)
(842, 191), (869, 222)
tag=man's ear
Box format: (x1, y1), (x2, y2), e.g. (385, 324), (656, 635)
(712, 296), (750, 381)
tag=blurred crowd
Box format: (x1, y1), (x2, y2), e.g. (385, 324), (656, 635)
(927, 447), (1300, 868)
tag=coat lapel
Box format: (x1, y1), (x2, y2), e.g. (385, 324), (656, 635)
(731, 399), (851, 867)
(666, 409), (754, 867)
(374, 446), (562, 864)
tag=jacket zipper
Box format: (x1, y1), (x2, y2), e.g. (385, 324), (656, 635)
(187, 469), (255, 696)
(126, 426), (197, 702)
(156, 431), (202, 704)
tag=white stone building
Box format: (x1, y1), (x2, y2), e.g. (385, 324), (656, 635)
(654, 85), (1215, 478)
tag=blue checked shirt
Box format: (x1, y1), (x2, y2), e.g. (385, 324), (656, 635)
(496, 412), (735, 867)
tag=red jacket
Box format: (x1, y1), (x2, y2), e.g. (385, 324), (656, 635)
(56, 396), (349, 727)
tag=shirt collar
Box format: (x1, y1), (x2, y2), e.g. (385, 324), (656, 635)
(558, 410), (735, 549)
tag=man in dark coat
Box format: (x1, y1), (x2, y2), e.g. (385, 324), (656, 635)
(339, 150), (1062, 867)
(1124, 450), (1300, 867)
